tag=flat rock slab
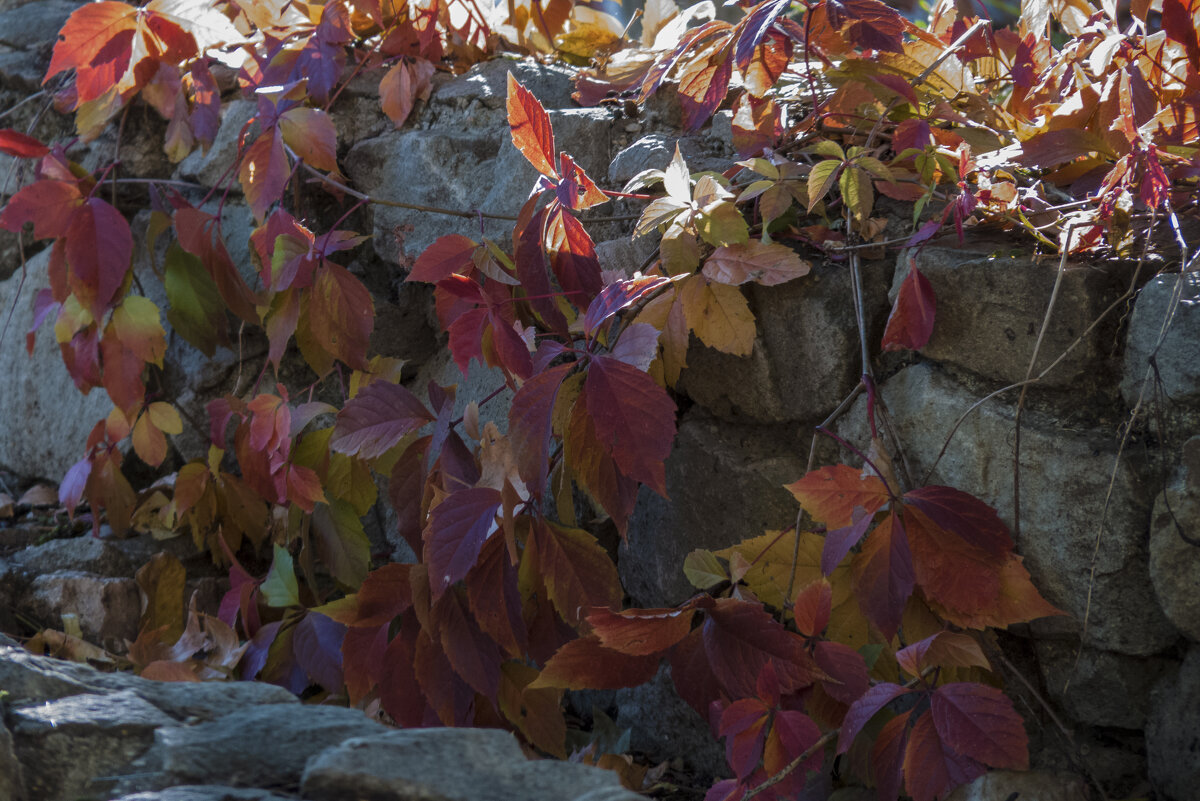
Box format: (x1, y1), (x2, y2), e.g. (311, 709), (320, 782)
(114, 787), (301, 801)
(0, 644), (296, 717)
(11, 690), (176, 801)
(117, 704), (387, 794)
(302, 728), (642, 801)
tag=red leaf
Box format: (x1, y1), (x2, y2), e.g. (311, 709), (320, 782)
(587, 605), (699, 656)
(532, 635), (662, 690)
(931, 683), (1029, 770)
(785, 464), (890, 528)
(0, 180), (82, 239)
(467, 535), (527, 657)
(565, 391), (640, 535)
(65, 199), (132, 318)
(851, 512), (914, 639)
(310, 264), (374, 371)
(278, 107), (338, 172)
(905, 487), (1009, 559)
(432, 590), (502, 700)
(668, 626), (725, 715)
(285, 463), (326, 512)
(506, 73), (557, 179)
(239, 128), (289, 222)
(508, 363), (572, 496)
(173, 206), (259, 323)
(351, 564), (413, 626)
(583, 355), (677, 495)
(380, 58), (435, 129)
(678, 40), (734, 131)
(514, 206), (569, 336)
(547, 207), (602, 305)
(1163, 0), (1200, 72)
(904, 507), (1002, 627)
(531, 519), (622, 627)
(824, 0), (906, 54)
(342, 623), (388, 705)
(409, 234), (478, 283)
(379, 623), (427, 726)
(554, 152), (608, 211)
(903, 710), (986, 801)
(837, 681), (909, 755)
(583, 275), (672, 337)
(43, 2), (138, 98)
(703, 598), (819, 699)
(763, 710), (822, 778)
(792, 578), (832, 638)
(719, 698), (770, 779)
(0, 129), (48, 159)
(423, 487), (503, 598)
(872, 710), (911, 801)
(100, 327), (145, 415)
(814, 640), (869, 706)
(881, 264), (936, 352)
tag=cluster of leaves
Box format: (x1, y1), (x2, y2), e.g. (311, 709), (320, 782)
(1, 0), (1197, 797)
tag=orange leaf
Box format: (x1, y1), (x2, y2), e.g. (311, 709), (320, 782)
(786, 464), (890, 528)
(278, 107), (338, 171)
(309, 264), (374, 371)
(531, 635), (662, 690)
(506, 73), (557, 178)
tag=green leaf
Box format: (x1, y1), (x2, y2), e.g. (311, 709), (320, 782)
(261, 544), (300, 607)
(807, 140), (846, 161)
(697, 201), (749, 247)
(312, 500), (370, 590)
(164, 243), (227, 357)
(684, 549), (727, 589)
(840, 166), (873, 221)
(807, 160), (842, 211)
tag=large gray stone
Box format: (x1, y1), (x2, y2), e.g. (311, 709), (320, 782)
(116, 704), (387, 794)
(10, 689), (175, 801)
(894, 239), (1128, 388)
(10, 535), (138, 577)
(1149, 446), (1200, 641)
(1147, 644), (1200, 801)
(0, 715), (21, 801)
(0, 249), (115, 480)
(1122, 272), (1200, 409)
(301, 727), (642, 801)
(0, 0), (74, 50)
(946, 770), (1088, 801)
(1034, 640), (1176, 728)
(621, 408), (807, 607)
(430, 59), (578, 112)
(114, 789), (299, 801)
(345, 108), (616, 266)
(606, 133), (735, 187)
(176, 100), (258, 189)
(0, 643), (296, 717)
(839, 362), (1177, 655)
(22, 571), (141, 648)
(678, 258), (893, 423)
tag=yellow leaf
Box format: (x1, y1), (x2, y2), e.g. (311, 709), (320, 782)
(678, 274), (755, 357)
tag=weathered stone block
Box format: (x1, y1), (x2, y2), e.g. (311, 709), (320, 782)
(1147, 644), (1200, 801)
(0, 249), (115, 480)
(895, 239), (1127, 388)
(678, 258), (892, 423)
(10, 536), (137, 578)
(116, 704), (386, 795)
(839, 363), (1177, 655)
(1149, 442), (1200, 641)
(11, 689), (174, 801)
(22, 572), (141, 648)
(301, 728), (642, 801)
(1034, 640), (1177, 728)
(0, 715), (21, 801)
(1122, 272), (1200, 409)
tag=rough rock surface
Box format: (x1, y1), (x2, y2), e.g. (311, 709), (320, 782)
(1148, 441), (1200, 641)
(0, 249), (115, 479)
(1034, 640), (1176, 728)
(895, 239), (1128, 388)
(1122, 272), (1200, 409)
(1146, 644), (1200, 801)
(22, 571), (141, 648)
(1, 645), (650, 801)
(301, 728), (642, 801)
(946, 770), (1089, 801)
(840, 362), (1176, 655)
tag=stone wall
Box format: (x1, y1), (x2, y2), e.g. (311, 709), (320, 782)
(2, 4), (1199, 799)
